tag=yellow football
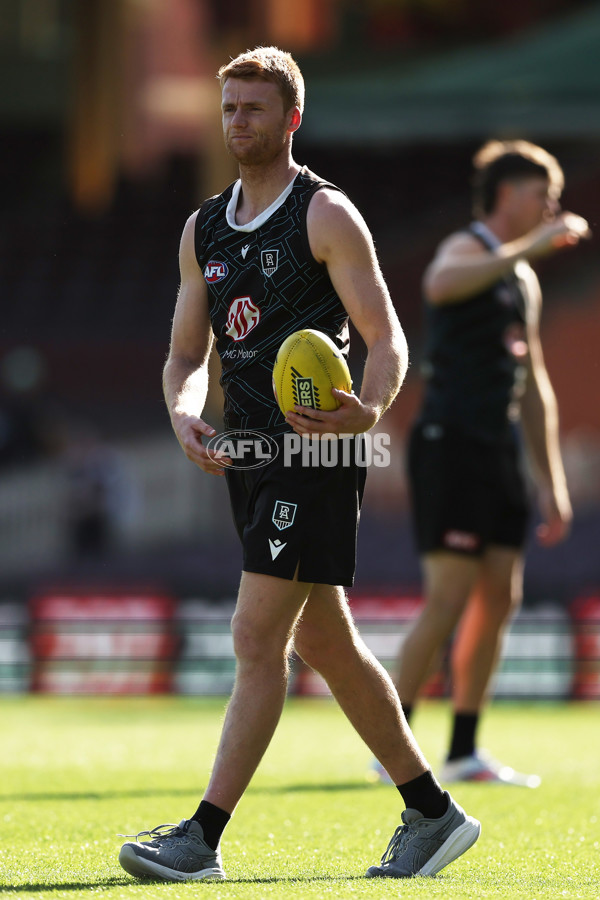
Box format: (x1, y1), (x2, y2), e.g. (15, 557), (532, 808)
(272, 329), (352, 416)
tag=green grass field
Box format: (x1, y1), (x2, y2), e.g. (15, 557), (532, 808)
(1, 696), (599, 899)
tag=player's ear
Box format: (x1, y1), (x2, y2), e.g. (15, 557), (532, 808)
(288, 107), (301, 133)
(496, 179), (514, 210)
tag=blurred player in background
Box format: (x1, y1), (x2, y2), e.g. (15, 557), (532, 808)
(378, 140), (590, 787)
(118, 46), (480, 882)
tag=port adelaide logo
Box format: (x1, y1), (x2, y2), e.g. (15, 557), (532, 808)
(291, 367), (319, 408)
(261, 249), (279, 277)
(272, 500), (297, 530)
(204, 260), (228, 283)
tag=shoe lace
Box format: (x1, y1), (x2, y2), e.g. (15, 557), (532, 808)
(118, 821), (186, 842)
(380, 823), (411, 864)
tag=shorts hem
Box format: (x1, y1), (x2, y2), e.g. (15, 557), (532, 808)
(242, 563), (354, 588)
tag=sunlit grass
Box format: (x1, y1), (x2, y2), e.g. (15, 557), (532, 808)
(1, 696), (599, 898)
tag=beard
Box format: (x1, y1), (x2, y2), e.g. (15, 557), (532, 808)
(224, 128), (287, 167)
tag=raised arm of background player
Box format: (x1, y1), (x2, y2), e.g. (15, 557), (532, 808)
(285, 188), (408, 437)
(423, 211), (590, 304)
(163, 212), (229, 477)
(422, 212), (590, 548)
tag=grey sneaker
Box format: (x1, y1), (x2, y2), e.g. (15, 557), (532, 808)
(440, 751), (541, 788)
(118, 819), (225, 882)
(366, 792), (480, 878)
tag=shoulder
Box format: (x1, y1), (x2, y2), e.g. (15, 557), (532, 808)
(194, 182), (237, 232)
(202, 182), (237, 208)
(296, 166), (345, 194)
(179, 210), (205, 279)
(308, 187), (369, 236)
(432, 229), (489, 262)
(188, 184), (235, 261)
(180, 210), (199, 247)
(307, 188), (372, 265)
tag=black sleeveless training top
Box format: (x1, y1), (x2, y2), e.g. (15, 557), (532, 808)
(194, 167), (349, 436)
(418, 222), (530, 443)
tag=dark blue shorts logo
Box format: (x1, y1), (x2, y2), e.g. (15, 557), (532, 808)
(272, 500), (297, 530)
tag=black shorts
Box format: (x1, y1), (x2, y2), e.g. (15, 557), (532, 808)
(407, 421), (530, 556)
(225, 434), (367, 586)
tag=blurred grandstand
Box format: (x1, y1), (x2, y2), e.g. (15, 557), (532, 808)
(0, 0), (599, 610)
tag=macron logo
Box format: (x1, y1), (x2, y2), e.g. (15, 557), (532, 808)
(241, 244), (250, 259)
(269, 539), (286, 560)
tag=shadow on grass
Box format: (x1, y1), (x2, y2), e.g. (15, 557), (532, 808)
(3, 781), (375, 803)
(0, 877), (132, 893)
(224, 876), (369, 885)
(0, 874), (369, 892)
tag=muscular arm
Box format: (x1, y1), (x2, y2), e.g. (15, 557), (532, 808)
(163, 212), (226, 475)
(518, 272), (572, 545)
(425, 212), (590, 305)
(286, 188), (408, 436)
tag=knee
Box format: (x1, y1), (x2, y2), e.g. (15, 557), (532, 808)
(491, 582), (521, 623)
(295, 619), (358, 675)
(421, 592), (467, 635)
(231, 610), (283, 666)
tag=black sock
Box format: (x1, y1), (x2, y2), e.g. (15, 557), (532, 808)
(402, 704), (413, 726)
(191, 800), (231, 850)
(397, 770), (448, 819)
(447, 711), (479, 761)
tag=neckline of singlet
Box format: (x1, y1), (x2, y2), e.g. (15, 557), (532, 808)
(226, 172), (299, 233)
(470, 220), (501, 250)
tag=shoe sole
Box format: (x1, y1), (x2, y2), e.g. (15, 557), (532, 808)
(442, 771), (541, 787)
(417, 817), (481, 877)
(119, 845), (225, 882)
(440, 772), (542, 788)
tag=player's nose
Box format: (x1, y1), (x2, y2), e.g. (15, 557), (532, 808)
(231, 106), (247, 126)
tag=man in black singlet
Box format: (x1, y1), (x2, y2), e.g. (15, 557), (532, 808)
(381, 140), (589, 787)
(118, 47), (480, 882)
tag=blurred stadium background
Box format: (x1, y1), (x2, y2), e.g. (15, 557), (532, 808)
(1, 0), (599, 698)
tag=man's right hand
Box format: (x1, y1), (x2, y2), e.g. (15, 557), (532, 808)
(172, 413), (231, 475)
(528, 212), (591, 259)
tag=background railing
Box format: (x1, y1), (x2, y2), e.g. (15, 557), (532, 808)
(2, 592), (599, 700)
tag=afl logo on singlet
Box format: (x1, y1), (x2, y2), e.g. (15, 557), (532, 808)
(204, 260), (228, 283)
